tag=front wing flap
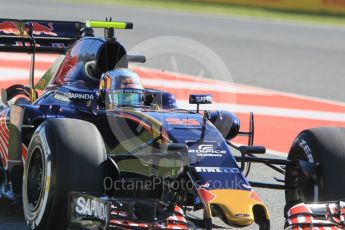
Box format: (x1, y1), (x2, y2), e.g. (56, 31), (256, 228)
(68, 192), (190, 230)
(285, 200), (345, 229)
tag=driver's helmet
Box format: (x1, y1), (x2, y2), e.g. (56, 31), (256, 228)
(99, 68), (143, 108)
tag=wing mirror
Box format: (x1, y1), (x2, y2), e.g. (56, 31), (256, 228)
(207, 110), (240, 140)
(189, 94), (213, 113)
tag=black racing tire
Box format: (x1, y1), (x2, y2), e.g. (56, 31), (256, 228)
(22, 118), (107, 230)
(285, 127), (345, 204)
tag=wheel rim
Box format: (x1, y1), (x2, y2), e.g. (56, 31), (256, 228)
(295, 155), (321, 202)
(298, 169), (322, 202)
(27, 146), (45, 212)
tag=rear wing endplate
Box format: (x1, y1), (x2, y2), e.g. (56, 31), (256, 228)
(0, 19), (84, 54)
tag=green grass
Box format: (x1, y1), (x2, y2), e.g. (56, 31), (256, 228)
(73, 0), (345, 27)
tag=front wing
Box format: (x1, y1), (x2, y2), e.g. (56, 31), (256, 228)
(285, 200), (345, 229)
(68, 192), (190, 230)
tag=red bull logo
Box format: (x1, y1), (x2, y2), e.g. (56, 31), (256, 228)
(199, 188), (216, 203)
(31, 22), (57, 37)
(0, 21), (21, 35)
(0, 21), (58, 37)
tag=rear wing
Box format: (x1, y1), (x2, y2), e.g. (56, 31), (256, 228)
(0, 19), (84, 54)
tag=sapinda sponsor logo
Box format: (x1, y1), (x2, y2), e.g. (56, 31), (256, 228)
(75, 196), (108, 222)
(195, 95), (213, 104)
(65, 92), (95, 100)
(188, 144), (226, 157)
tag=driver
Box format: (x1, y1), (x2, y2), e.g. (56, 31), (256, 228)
(99, 68), (144, 108)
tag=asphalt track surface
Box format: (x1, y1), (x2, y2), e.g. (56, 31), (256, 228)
(0, 0), (345, 229)
(1, 0), (345, 101)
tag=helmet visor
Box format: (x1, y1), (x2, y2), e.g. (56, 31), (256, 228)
(108, 89), (142, 107)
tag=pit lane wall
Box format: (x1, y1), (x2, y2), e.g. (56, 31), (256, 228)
(192, 0), (345, 15)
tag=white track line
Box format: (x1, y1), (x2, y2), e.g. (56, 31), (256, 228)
(3, 58), (345, 120)
(0, 53), (58, 63)
(177, 100), (345, 122)
(0, 67), (270, 95)
(142, 78), (270, 95)
(3, 67), (345, 122)
(5, 55), (345, 107)
(136, 66), (345, 107)
(136, 66), (272, 95)
(0, 68), (46, 80)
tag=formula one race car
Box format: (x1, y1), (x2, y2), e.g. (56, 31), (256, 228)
(0, 18), (344, 230)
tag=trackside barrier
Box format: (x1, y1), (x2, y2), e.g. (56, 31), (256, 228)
(189, 0), (345, 15)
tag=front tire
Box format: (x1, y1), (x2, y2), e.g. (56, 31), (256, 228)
(23, 119), (107, 230)
(285, 127), (345, 204)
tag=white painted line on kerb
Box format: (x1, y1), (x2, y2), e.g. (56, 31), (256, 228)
(5, 56), (345, 107)
(3, 59), (345, 112)
(177, 100), (345, 122)
(142, 78), (271, 95)
(0, 53), (58, 63)
(0, 68), (271, 96)
(139, 66), (345, 107)
(135, 65), (272, 95)
(0, 68), (45, 80)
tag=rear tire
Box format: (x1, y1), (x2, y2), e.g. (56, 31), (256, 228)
(285, 127), (345, 204)
(22, 118), (107, 230)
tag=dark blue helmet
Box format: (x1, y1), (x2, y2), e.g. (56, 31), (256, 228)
(99, 68), (143, 108)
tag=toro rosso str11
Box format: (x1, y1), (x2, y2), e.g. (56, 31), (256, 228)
(0, 18), (344, 230)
